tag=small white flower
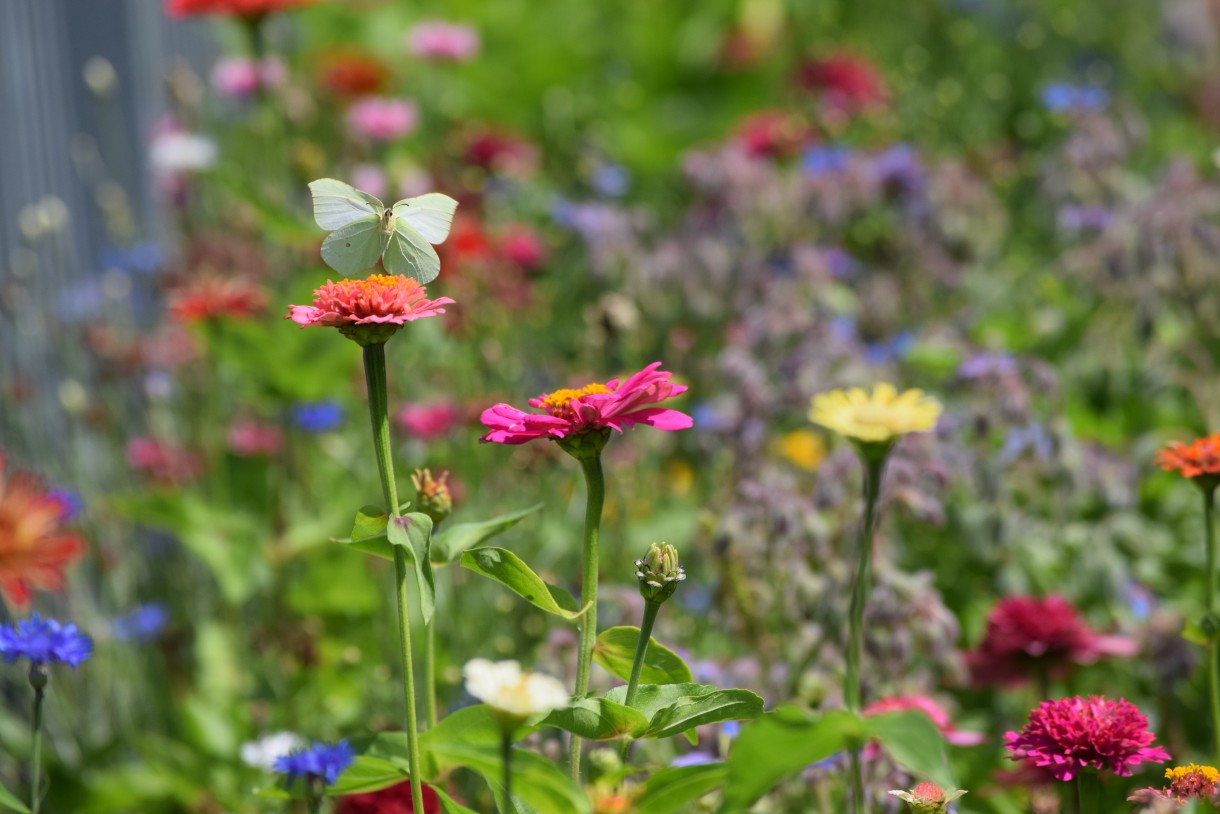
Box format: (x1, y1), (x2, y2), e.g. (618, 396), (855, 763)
(240, 731), (305, 771)
(463, 659), (569, 722)
(150, 132), (218, 174)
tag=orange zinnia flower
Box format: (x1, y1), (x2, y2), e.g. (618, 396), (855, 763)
(0, 453), (86, 609)
(1157, 434), (1220, 482)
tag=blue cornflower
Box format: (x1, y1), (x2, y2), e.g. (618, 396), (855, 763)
(0, 614), (92, 667)
(290, 401), (345, 434)
(592, 163), (630, 197)
(112, 603), (170, 642)
(1041, 83), (1108, 113)
(802, 145), (851, 177)
(273, 740), (354, 786)
(100, 242), (162, 275)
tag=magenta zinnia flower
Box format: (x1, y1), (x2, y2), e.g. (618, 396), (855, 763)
(967, 595), (1136, 687)
(479, 362), (692, 445)
(1005, 696), (1170, 781)
(286, 274), (454, 345)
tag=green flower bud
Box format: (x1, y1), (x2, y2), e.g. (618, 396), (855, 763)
(411, 468), (453, 526)
(635, 542), (685, 603)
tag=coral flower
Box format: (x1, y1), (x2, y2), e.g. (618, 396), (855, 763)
(1157, 434), (1220, 486)
(864, 695), (985, 746)
(0, 455), (86, 609)
(479, 362), (693, 445)
(317, 50), (391, 98)
(166, 0), (312, 18)
(1005, 696), (1170, 781)
(968, 595), (1137, 687)
(337, 780), (442, 813)
(286, 274), (454, 346)
(168, 275), (267, 322)
(809, 383), (941, 444)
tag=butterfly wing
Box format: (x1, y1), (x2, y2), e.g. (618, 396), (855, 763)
(390, 193), (458, 244)
(309, 178), (384, 230)
(383, 220), (441, 284)
(320, 217), (391, 276)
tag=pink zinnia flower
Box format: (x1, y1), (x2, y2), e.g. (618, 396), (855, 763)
(405, 20), (480, 62)
(967, 595), (1137, 687)
(479, 362), (693, 445)
(863, 695), (985, 747)
(125, 437), (203, 485)
(210, 57), (285, 99)
(350, 164), (388, 201)
(500, 226), (547, 270)
(1005, 696), (1170, 781)
(396, 402), (459, 440)
(286, 274), (454, 345)
(346, 98), (418, 141)
(228, 419), (283, 457)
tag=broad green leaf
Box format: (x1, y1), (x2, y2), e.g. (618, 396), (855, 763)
(604, 683), (709, 720)
(333, 502), (414, 558)
(635, 763), (727, 814)
(435, 786), (480, 814)
(593, 626), (692, 685)
(719, 707), (863, 812)
(540, 697), (649, 740)
(864, 710), (955, 790)
(643, 688), (763, 740)
(426, 742), (589, 814)
(256, 756), (407, 799)
(387, 513), (436, 625)
(460, 547), (586, 620)
(0, 782), (29, 814)
(431, 503), (544, 564)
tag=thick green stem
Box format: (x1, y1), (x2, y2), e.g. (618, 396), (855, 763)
(1205, 487), (1220, 764)
(1076, 772), (1101, 814)
(29, 685), (43, 814)
(568, 455), (606, 782)
(501, 731), (513, 805)
(425, 610), (439, 730)
(362, 343), (425, 814)
(620, 600), (661, 760)
(844, 451), (888, 814)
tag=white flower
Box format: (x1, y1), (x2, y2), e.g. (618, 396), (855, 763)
(463, 659), (569, 722)
(240, 731), (305, 771)
(150, 132), (218, 174)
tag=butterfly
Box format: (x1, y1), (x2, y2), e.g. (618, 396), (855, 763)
(308, 178), (458, 284)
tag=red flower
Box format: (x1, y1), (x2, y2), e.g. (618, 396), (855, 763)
(317, 50), (391, 98)
(168, 275), (267, 322)
(0, 453), (86, 609)
(1157, 434), (1220, 484)
(480, 362), (692, 445)
(125, 437), (204, 486)
(967, 595), (1136, 687)
(733, 110), (812, 159)
(1005, 696), (1169, 781)
(336, 781), (441, 814)
(166, 0), (312, 18)
(462, 128), (537, 174)
(500, 225), (547, 270)
(794, 52), (889, 114)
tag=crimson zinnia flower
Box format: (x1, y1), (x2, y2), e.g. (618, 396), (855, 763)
(1157, 434), (1220, 487)
(479, 362), (692, 445)
(166, 0), (312, 18)
(1005, 696), (1170, 781)
(967, 595), (1136, 687)
(336, 780), (441, 814)
(286, 274), (454, 346)
(793, 52), (889, 113)
(0, 453), (86, 609)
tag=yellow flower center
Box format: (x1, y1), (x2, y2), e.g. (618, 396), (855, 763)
(540, 383), (610, 413)
(1166, 764), (1220, 783)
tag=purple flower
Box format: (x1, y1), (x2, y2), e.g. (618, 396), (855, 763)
(0, 614), (92, 667)
(273, 740), (354, 786)
(802, 145), (852, 176)
(1041, 83), (1108, 113)
(113, 604), (170, 642)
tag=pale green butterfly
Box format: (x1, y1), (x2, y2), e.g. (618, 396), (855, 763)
(308, 178), (458, 284)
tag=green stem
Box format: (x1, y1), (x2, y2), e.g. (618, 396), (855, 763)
(501, 731), (513, 806)
(1205, 487), (1220, 764)
(568, 454), (606, 782)
(29, 684), (43, 814)
(425, 610), (439, 730)
(306, 776), (324, 814)
(620, 600), (661, 760)
(361, 343), (426, 814)
(1076, 772), (1101, 814)
(844, 451), (888, 814)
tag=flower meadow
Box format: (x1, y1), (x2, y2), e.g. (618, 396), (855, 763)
(8, 0), (1220, 812)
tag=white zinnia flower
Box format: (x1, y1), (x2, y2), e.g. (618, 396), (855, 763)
(240, 731), (306, 771)
(463, 659), (569, 724)
(149, 132), (218, 174)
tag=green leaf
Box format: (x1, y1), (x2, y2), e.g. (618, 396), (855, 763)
(0, 782), (30, 814)
(426, 743), (589, 814)
(435, 787), (480, 814)
(256, 756), (407, 799)
(864, 710), (955, 790)
(720, 707), (863, 812)
(431, 503), (544, 564)
(386, 513), (436, 625)
(540, 697), (649, 740)
(593, 626), (692, 685)
(601, 683), (762, 744)
(635, 763), (726, 814)
(460, 547), (587, 620)
(351, 505), (389, 542)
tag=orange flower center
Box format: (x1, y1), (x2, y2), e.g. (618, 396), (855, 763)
(540, 383), (610, 414)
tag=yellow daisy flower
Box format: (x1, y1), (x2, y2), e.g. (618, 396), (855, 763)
(809, 383), (942, 444)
